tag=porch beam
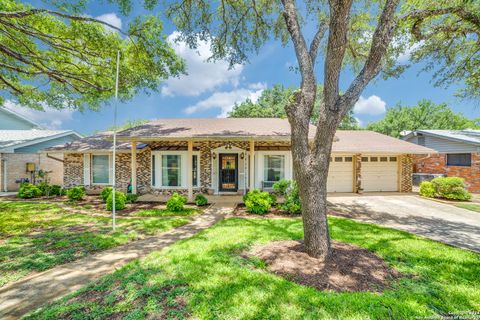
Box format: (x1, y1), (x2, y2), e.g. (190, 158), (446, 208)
(187, 140), (193, 201)
(131, 141), (137, 194)
(249, 140), (255, 191)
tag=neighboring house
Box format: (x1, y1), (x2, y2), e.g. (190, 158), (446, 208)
(47, 118), (433, 197)
(402, 129), (480, 192)
(0, 107), (82, 191)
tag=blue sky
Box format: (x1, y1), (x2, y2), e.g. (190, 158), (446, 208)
(7, 1), (480, 135)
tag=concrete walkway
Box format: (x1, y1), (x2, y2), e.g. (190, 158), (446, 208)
(0, 204), (234, 320)
(328, 194), (480, 252)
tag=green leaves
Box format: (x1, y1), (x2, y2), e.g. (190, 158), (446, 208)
(366, 99), (480, 137)
(0, 0), (184, 111)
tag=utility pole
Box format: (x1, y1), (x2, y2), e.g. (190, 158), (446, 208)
(112, 50), (120, 231)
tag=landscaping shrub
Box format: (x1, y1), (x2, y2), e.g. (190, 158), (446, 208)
(419, 181), (436, 198)
(106, 191), (127, 211)
(278, 180), (301, 214)
(244, 189), (273, 214)
(126, 193), (139, 204)
(17, 183), (42, 199)
(431, 177), (472, 201)
(100, 187), (113, 202)
(272, 179), (291, 196)
(66, 186), (85, 201)
(37, 182), (52, 196)
(195, 194), (208, 206)
(167, 193), (187, 212)
(49, 185), (63, 196)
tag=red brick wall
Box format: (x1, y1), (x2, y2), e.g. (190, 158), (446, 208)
(413, 153), (480, 192)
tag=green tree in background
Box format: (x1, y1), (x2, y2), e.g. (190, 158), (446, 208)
(0, 0), (184, 111)
(367, 100), (480, 137)
(229, 85), (360, 130)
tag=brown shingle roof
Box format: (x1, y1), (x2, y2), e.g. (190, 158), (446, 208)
(116, 118), (316, 140)
(45, 132), (146, 152)
(332, 130), (435, 154)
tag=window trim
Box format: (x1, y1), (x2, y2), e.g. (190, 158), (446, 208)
(446, 153), (472, 167)
(263, 154), (286, 183)
(90, 153), (111, 186)
(151, 151), (200, 189)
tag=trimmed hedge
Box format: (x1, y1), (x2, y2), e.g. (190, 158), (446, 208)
(244, 189), (273, 214)
(106, 191), (127, 211)
(100, 187), (113, 202)
(67, 186), (85, 201)
(419, 181), (436, 198)
(17, 183), (42, 199)
(195, 194), (208, 206)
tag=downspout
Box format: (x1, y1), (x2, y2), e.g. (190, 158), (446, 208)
(1, 155), (7, 192)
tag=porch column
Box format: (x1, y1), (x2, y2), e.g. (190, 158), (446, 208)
(131, 141), (137, 194)
(187, 140), (193, 201)
(249, 140), (255, 191)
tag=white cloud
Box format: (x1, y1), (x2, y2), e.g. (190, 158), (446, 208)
(355, 117), (364, 127)
(353, 95), (386, 116)
(4, 100), (74, 129)
(95, 13), (122, 30)
(397, 42), (422, 64)
(184, 84), (266, 118)
(161, 31), (243, 97)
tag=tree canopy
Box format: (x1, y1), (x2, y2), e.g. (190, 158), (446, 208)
(229, 84), (360, 130)
(0, 0), (185, 111)
(367, 100), (480, 137)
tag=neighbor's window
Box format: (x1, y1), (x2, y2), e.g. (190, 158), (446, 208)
(162, 155), (182, 187)
(447, 153), (471, 167)
(92, 155), (109, 184)
(264, 155), (285, 182)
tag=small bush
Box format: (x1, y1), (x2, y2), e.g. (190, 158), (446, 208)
(126, 193), (139, 204)
(279, 180), (301, 214)
(17, 183), (42, 199)
(244, 189), (273, 214)
(272, 179), (291, 196)
(167, 193), (187, 212)
(37, 182), (51, 196)
(419, 181), (435, 198)
(106, 191), (127, 211)
(195, 194), (208, 206)
(49, 185), (63, 196)
(431, 177), (472, 201)
(100, 187), (113, 202)
(66, 186), (85, 201)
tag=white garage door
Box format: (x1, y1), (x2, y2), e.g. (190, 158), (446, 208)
(327, 155), (354, 192)
(362, 156), (398, 192)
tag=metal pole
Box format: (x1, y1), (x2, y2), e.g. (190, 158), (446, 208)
(112, 50), (120, 231)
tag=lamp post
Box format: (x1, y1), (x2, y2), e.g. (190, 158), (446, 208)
(112, 50), (120, 231)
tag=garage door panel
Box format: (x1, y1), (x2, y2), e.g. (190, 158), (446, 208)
(327, 157), (353, 192)
(362, 157), (398, 192)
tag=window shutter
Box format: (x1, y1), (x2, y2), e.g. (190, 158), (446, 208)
(83, 154), (91, 186)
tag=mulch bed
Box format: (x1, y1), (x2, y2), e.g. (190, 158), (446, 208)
(231, 204), (301, 218)
(247, 240), (401, 292)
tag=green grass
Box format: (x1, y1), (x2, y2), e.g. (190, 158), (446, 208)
(0, 201), (190, 287)
(454, 202), (480, 213)
(27, 217), (480, 320)
(136, 208), (200, 217)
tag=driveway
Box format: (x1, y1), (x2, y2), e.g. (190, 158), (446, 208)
(328, 194), (480, 252)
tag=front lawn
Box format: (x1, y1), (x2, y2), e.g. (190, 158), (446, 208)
(454, 202), (480, 213)
(27, 217), (480, 319)
(136, 208), (200, 217)
(0, 201), (190, 287)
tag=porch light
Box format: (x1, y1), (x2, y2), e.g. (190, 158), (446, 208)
(225, 143), (232, 149)
(240, 152), (245, 159)
(212, 152), (216, 159)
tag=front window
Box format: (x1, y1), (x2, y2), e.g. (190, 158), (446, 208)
(162, 155), (182, 187)
(264, 155), (285, 182)
(92, 155), (109, 184)
(447, 153), (471, 167)
(192, 155), (198, 187)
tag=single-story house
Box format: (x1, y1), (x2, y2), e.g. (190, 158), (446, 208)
(47, 118), (434, 198)
(0, 107), (81, 191)
(402, 129), (480, 192)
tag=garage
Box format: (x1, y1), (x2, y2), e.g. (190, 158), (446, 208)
(327, 155), (354, 192)
(361, 155), (398, 192)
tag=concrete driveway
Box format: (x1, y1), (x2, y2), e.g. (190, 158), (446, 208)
(327, 194), (480, 252)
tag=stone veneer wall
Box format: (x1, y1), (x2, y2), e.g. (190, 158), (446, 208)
(400, 155), (413, 192)
(413, 153), (480, 192)
(64, 153), (83, 187)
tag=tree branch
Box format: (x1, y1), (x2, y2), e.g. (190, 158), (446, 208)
(309, 19), (329, 64)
